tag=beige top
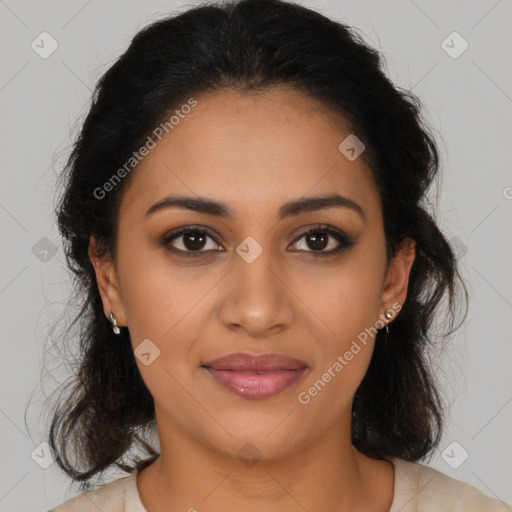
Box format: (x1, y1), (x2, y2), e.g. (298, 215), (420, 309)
(49, 457), (509, 511)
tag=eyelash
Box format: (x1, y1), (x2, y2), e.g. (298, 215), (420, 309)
(161, 224), (356, 258)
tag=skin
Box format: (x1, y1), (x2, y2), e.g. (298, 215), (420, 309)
(89, 86), (415, 512)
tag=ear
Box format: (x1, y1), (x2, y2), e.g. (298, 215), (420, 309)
(88, 235), (127, 327)
(379, 238), (416, 324)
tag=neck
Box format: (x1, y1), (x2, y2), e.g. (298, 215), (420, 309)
(136, 415), (395, 512)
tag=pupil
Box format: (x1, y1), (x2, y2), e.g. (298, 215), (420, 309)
(184, 232), (206, 250)
(308, 231), (327, 251)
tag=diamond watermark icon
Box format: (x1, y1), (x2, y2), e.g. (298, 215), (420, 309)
(31, 442), (56, 469)
(449, 236), (468, 261)
(441, 441), (469, 469)
(237, 442), (262, 468)
(236, 236), (263, 263)
(31, 31), (59, 59)
(134, 338), (161, 366)
(441, 31), (468, 59)
(338, 134), (365, 161)
(32, 236), (58, 263)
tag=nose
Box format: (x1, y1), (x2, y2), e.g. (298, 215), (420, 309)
(217, 246), (295, 337)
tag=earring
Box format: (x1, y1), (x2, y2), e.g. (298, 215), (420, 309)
(109, 313), (121, 335)
(384, 310), (393, 334)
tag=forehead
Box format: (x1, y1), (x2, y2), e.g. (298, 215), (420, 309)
(119, 86), (380, 221)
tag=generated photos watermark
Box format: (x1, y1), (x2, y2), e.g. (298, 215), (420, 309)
(93, 97), (198, 200)
(297, 301), (402, 405)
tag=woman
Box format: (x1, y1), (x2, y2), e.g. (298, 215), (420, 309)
(47, 0), (507, 510)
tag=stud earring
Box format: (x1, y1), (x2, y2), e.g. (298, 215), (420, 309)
(384, 309), (393, 334)
(109, 313), (121, 335)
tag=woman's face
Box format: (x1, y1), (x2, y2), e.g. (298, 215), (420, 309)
(90, 86), (414, 462)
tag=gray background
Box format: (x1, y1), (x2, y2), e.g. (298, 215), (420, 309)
(1, 0), (511, 510)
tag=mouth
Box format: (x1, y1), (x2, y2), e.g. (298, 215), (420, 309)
(201, 352), (308, 399)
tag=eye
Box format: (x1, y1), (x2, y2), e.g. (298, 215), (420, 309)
(289, 224), (356, 257)
(161, 225), (223, 257)
(161, 223), (356, 258)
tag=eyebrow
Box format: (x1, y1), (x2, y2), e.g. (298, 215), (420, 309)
(144, 193), (365, 220)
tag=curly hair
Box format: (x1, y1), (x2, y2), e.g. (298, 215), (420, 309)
(43, 0), (468, 492)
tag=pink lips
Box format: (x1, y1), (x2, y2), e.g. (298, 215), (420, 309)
(202, 352), (308, 399)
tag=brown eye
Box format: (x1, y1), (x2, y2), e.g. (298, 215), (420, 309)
(162, 226), (223, 257)
(303, 231), (329, 251)
(290, 224), (356, 257)
(180, 231), (208, 251)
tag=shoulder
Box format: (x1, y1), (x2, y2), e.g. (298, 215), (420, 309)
(48, 471), (137, 512)
(390, 457), (510, 512)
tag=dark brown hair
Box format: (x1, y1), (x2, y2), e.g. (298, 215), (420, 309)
(42, 0), (467, 492)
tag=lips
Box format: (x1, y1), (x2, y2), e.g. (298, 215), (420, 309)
(202, 352), (308, 399)
(203, 352), (308, 371)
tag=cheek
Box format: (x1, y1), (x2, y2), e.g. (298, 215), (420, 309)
(295, 267), (382, 420)
(117, 245), (209, 342)
(315, 260), (384, 345)
(303, 249), (385, 402)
